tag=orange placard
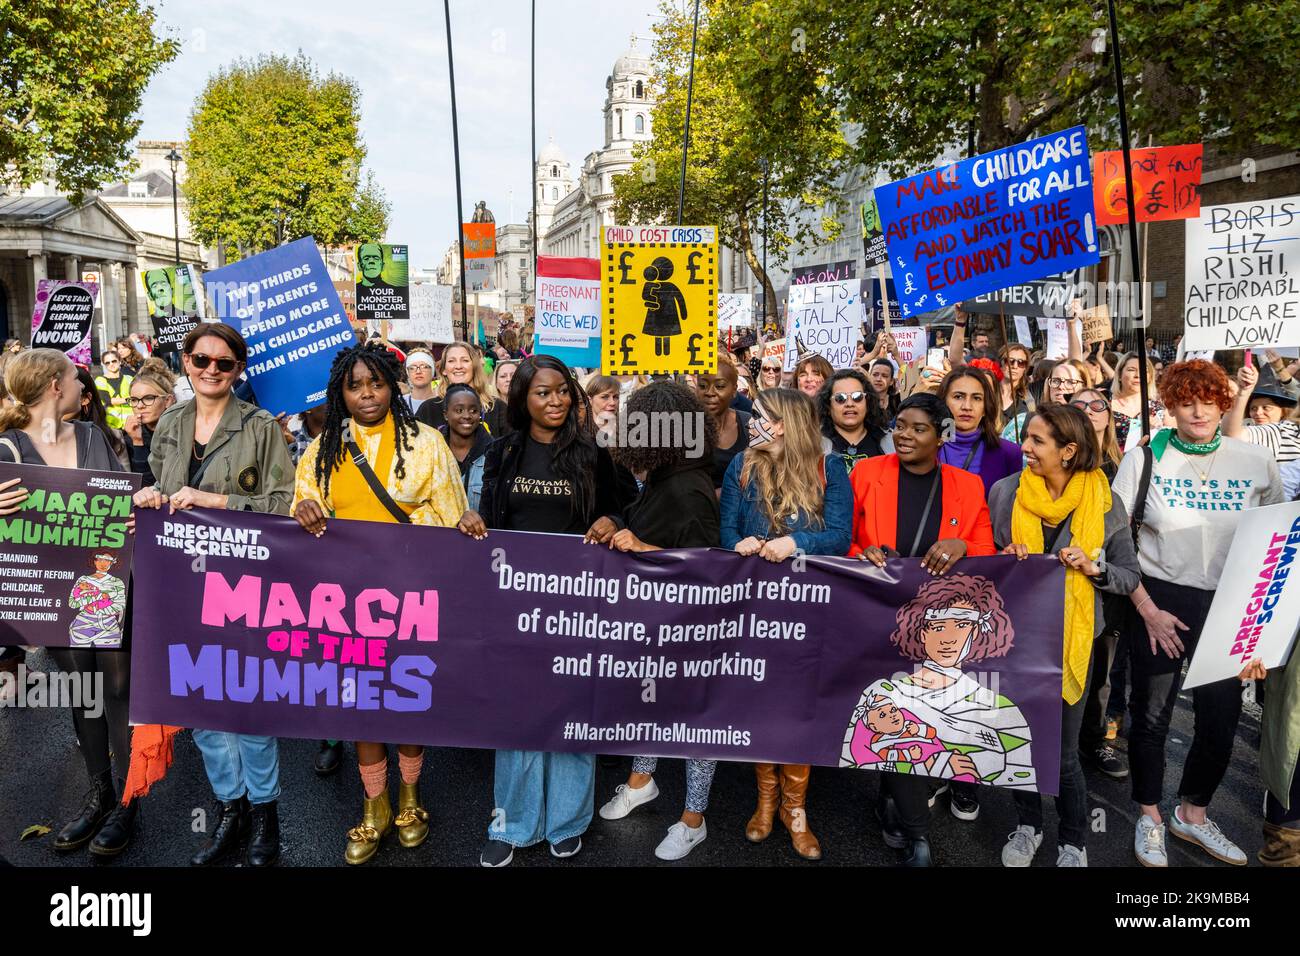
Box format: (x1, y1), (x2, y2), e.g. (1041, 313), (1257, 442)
(461, 222), (496, 258)
(1092, 144), (1202, 226)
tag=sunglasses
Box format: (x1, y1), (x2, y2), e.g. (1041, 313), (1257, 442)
(832, 391), (867, 404)
(1005, 357), (1028, 368)
(188, 353), (240, 374)
(1071, 398), (1109, 413)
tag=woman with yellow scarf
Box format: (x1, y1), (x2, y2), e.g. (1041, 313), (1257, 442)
(988, 404), (1140, 867)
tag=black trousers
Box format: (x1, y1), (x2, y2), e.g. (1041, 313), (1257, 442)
(879, 774), (930, 839)
(1266, 763), (1300, 827)
(1080, 630), (1120, 752)
(1126, 577), (1242, 808)
(47, 647), (132, 783)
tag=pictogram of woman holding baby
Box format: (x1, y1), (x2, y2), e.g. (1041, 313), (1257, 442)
(841, 573), (1036, 789)
(67, 551), (127, 648)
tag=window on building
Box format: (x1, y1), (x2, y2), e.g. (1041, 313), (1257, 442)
(128, 181), (148, 198)
(552, 187), (558, 200)
(617, 112), (623, 136)
(634, 114), (644, 135)
(551, 165), (558, 178)
(520, 257), (526, 268)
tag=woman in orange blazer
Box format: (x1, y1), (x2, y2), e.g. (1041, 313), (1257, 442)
(847, 393), (995, 866)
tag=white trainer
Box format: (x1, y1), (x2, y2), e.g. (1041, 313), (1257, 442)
(598, 780), (659, 820)
(1001, 825), (1042, 867)
(654, 820), (707, 861)
(1056, 844), (1088, 867)
(1168, 806), (1247, 866)
(1135, 815), (1168, 867)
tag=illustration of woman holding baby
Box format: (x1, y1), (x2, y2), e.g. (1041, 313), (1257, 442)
(67, 551), (127, 648)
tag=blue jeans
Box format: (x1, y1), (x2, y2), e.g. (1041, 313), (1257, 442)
(490, 750), (594, 847)
(193, 730), (281, 805)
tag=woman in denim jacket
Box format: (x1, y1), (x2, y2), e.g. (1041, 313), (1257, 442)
(720, 387), (852, 859)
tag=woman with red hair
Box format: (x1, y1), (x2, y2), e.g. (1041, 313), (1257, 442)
(1112, 360), (1283, 867)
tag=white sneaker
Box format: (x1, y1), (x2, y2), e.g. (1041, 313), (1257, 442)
(654, 820), (706, 861)
(1001, 825), (1043, 867)
(1056, 844), (1088, 867)
(1168, 806), (1247, 866)
(1134, 815), (1168, 867)
(598, 779), (659, 820)
(926, 783), (949, 809)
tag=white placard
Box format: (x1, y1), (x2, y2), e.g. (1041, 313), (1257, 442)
(1045, 318), (1069, 359)
(1184, 197), (1300, 351)
(718, 293), (754, 329)
(1013, 315), (1033, 348)
(787, 281), (862, 369)
(891, 327), (928, 364)
(1183, 501), (1300, 688)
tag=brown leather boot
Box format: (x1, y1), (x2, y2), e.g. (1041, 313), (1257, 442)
(778, 764), (822, 860)
(1259, 821), (1300, 867)
(745, 763), (779, 842)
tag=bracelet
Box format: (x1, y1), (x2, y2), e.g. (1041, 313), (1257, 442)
(1134, 595), (1153, 614)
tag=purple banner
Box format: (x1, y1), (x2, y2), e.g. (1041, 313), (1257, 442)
(130, 507), (1065, 794)
(0, 463), (140, 648)
(30, 280), (97, 365)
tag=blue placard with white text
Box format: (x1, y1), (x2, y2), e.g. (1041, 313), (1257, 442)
(204, 237), (357, 415)
(875, 126), (1100, 318)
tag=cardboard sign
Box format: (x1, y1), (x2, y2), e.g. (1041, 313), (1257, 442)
(860, 198), (888, 267)
(891, 327), (928, 364)
(30, 280), (96, 364)
(718, 293), (754, 329)
(876, 126), (1099, 318)
(355, 243), (409, 323)
(401, 284), (454, 344)
(791, 259), (857, 285)
(1092, 144), (1202, 226)
(536, 256), (601, 368)
(1184, 197), (1300, 350)
(1081, 304), (1113, 345)
(601, 225), (718, 375)
(787, 282), (862, 369)
(462, 223), (496, 294)
(141, 265), (203, 353)
(1184, 501), (1300, 688)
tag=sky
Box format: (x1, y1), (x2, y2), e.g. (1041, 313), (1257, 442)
(137, 0), (665, 269)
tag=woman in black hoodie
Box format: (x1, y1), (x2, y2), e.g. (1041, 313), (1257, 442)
(595, 381), (722, 861)
(438, 384), (494, 509)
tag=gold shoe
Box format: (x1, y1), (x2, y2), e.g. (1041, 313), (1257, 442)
(345, 791), (392, 865)
(394, 781), (430, 849)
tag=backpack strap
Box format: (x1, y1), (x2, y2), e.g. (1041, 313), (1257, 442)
(1129, 444), (1153, 551)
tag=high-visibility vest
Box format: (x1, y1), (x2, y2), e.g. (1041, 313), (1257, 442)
(95, 374), (133, 429)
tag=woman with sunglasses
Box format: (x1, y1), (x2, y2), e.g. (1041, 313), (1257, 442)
(457, 355), (633, 867)
(1069, 390), (1122, 479)
(721, 388), (853, 860)
(849, 393), (996, 865)
(134, 322), (294, 867)
(1110, 352), (1166, 452)
(757, 356), (783, 392)
(999, 344), (1036, 442)
(0, 349), (140, 858)
(1224, 363), (1300, 465)
(818, 368), (887, 474)
(95, 350), (134, 430)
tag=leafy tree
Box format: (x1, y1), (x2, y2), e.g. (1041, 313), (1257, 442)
(612, 0), (849, 327)
(184, 53), (383, 256)
(347, 170), (391, 243)
(719, 0), (1300, 178)
(0, 0), (178, 199)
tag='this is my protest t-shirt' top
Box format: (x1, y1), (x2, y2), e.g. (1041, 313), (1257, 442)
(1111, 435), (1283, 590)
(508, 435), (585, 534)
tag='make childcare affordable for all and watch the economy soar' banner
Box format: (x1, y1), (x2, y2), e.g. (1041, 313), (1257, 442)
(130, 507), (1067, 794)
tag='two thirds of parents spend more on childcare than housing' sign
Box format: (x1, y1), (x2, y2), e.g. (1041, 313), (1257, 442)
(875, 126), (1100, 318)
(130, 506), (1068, 794)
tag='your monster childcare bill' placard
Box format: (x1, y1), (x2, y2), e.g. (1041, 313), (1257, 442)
(131, 507), (1067, 794)
(0, 463), (141, 649)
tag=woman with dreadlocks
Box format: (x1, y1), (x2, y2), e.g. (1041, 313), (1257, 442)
(457, 354), (634, 867)
(292, 342), (467, 865)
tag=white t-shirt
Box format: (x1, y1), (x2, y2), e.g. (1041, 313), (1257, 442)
(1112, 435), (1283, 590)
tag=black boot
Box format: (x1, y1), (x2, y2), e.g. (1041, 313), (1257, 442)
(314, 740), (343, 777)
(89, 799), (138, 858)
(875, 796), (907, 850)
(899, 836), (932, 867)
(190, 797), (249, 866)
(246, 801), (280, 867)
(54, 771), (115, 851)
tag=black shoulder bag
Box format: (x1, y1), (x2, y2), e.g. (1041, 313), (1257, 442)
(345, 439), (411, 524)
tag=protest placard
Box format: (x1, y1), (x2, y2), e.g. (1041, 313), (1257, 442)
(1045, 318), (1070, 359)
(601, 225), (717, 375)
(891, 327), (927, 364)
(787, 281), (861, 368)
(205, 237), (356, 415)
(1184, 501), (1300, 688)
(355, 243), (409, 323)
(462, 223), (495, 293)
(868, 277), (902, 327)
(1183, 197), (1300, 350)
(861, 197), (889, 267)
(30, 281), (96, 365)
(0, 463), (140, 649)
(791, 259), (857, 285)
(379, 284), (455, 344)
(965, 276), (1077, 318)
(1081, 304), (1113, 345)
(141, 265), (203, 353)
(760, 339), (786, 370)
(718, 293), (754, 329)
(1013, 316), (1034, 348)
(131, 507), (1065, 793)
(1093, 144), (1203, 226)
(536, 256), (601, 367)
(876, 126), (1099, 318)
